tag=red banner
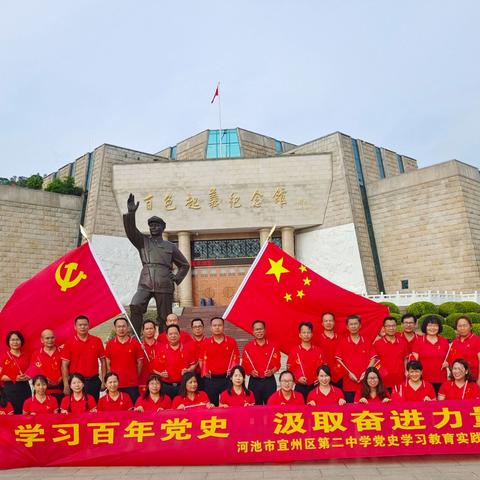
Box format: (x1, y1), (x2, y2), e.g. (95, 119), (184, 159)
(1, 401), (480, 469)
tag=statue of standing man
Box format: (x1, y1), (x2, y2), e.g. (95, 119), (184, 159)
(123, 193), (190, 334)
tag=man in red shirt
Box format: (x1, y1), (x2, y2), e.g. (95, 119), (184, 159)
(157, 313), (193, 346)
(152, 324), (197, 399)
(335, 315), (376, 403)
(27, 329), (63, 405)
(242, 320), (280, 405)
(105, 317), (144, 403)
(190, 317), (208, 391)
(287, 322), (324, 401)
(373, 316), (409, 390)
(398, 313), (419, 353)
(200, 317), (239, 405)
(139, 319), (158, 394)
(61, 315), (106, 401)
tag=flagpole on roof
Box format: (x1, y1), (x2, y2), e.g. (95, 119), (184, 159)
(217, 82), (223, 157)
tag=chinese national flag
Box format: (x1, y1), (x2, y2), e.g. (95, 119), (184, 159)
(224, 242), (389, 354)
(0, 242), (123, 354)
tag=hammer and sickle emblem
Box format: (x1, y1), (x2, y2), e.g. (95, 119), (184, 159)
(55, 262), (87, 292)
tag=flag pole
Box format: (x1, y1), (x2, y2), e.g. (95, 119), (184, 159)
(217, 81), (223, 157)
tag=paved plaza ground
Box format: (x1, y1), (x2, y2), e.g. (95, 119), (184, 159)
(2, 456), (480, 480)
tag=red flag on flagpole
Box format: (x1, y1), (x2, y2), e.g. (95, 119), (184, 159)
(224, 241), (388, 354)
(0, 242), (123, 354)
(210, 84), (219, 103)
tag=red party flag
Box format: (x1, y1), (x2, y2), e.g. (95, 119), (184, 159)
(224, 241), (388, 354)
(0, 242), (123, 354)
(210, 83), (219, 103)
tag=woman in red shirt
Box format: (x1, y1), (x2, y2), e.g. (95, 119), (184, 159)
(219, 365), (255, 407)
(355, 367), (390, 404)
(307, 365), (345, 406)
(412, 316), (449, 394)
(97, 372), (133, 412)
(267, 371), (305, 406)
(438, 359), (480, 400)
(172, 372), (213, 410)
(135, 373), (172, 412)
(60, 373), (97, 414)
(0, 331), (31, 414)
(391, 360), (436, 402)
(0, 385), (14, 415)
(23, 374), (58, 414)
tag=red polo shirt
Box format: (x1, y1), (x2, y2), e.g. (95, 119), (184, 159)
(192, 337), (208, 374)
(23, 395), (58, 414)
(373, 335), (409, 388)
(242, 339), (280, 378)
(391, 380), (436, 402)
(62, 335), (105, 378)
(200, 336), (239, 376)
(267, 390), (305, 406)
(396, 332), (420, 354)
(97, 392), (133, 411)
(307, 386), (344, 406)
(0, 402), (14, 415)
(219, 388), (255, 407)
(60, 394), (96, 413)
(439, 381), (480, 400)
(287, 344), (324, 385)
(448, 334), (480, 379)
(105, 337), (144, 388)
(172, 391), (210, 409)
(412, 336), (449, 384)
(0, 351), (30, 381)
(316, 333), (344, 382)
(152, 342), (196, 383)
(28, 347), (63, 394)
(335, 335), (375, 392)
(139, 338), (158, 387)
(135, 394), (171, 412)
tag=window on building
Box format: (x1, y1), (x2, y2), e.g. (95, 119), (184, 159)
(401, 279), (409, 289)
(206, 129), (241, 159)
(397, 154), (405, 173)
(192, 237), (281, 260)
(70, 162), (76, 178)
(170, 146), (177, 160)
(275, 139), (283, 154)
(375, 147), (386, 179)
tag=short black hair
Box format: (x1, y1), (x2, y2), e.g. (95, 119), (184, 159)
(166, 324), (180, 333)
(6, 330), (24, 347)
(420, 315), (443, 334)
(210, 316), (224, 324)
(252, 320), (265, 329)
(298, 321), (313, 332)
(401, 313), (417, 323)
(383, 316), (397, 326)
(74, 315), (89, 324)
(113, 317), (128, 326)
(191, 317), (204, 327)
(346, 315), (361, 324)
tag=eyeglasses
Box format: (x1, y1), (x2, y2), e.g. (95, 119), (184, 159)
(280, 380), (294, 384)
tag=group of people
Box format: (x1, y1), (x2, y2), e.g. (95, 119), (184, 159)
(1, 311), (479, 416)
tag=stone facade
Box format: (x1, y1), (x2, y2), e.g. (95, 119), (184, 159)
(0, 185), (82, 306)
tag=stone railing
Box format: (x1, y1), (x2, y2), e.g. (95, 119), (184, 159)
(364, 291), (480, 306)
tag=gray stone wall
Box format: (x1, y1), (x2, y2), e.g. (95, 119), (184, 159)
(0, 185), (82, 306)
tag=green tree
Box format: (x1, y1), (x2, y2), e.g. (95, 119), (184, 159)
(44, 176), (83, 196)
(25, 174), (43, 189)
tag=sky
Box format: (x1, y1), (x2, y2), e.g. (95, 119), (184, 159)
(1, 0), (479, 179)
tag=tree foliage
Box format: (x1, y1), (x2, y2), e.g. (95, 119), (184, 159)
(44, 176), (83, 196)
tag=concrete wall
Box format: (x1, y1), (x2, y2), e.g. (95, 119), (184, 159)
(368, 160), (480, 292)
(0, 185), (82, 306)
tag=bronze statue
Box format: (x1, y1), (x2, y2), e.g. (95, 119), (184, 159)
(123, 193), (190, 334)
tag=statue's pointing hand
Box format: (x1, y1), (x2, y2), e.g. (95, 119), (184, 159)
(127, 193), (139, 213)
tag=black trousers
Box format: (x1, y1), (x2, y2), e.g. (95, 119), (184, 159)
(161, 382), (180, 400)
(119, 386), (140, 404)
(84, 375), (102, 402)
(4, 381), (31, 414)
(294, 383), (315, 402)
(248, 376), (277, 405)
(204, 376), (228, 406)
(130, 289), (173, 334)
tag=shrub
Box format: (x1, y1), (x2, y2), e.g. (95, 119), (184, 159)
(389, 313), (402, 325)
(445, 312), (480, 328)
(473, 325), (480, 336)
(440, 325), (456, 342)
(380, 301), (400, 314)
(460, 301), (480, 313)
(44, 176), (83, 196)
(417, 314), (444, 331)
(438, 302), (467, 317)
(406, 301), (438, 318)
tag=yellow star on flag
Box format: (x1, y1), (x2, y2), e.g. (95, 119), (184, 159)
(284, 292), (292, 302)
(296, 290), (305, 299)
(303, 277), (311, 286)
(299, 265), (307, 273)
(266, 257), (290, 282)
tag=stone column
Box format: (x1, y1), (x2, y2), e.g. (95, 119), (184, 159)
(281, 227), (295, 256)
(177, 231), (193, 307)
(259, 228), (271, 246)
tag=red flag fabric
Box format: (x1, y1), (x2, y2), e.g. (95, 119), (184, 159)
(0, 243), (122, 354)
(210, 84), (219, 103)
(224, 241), (389, 354)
